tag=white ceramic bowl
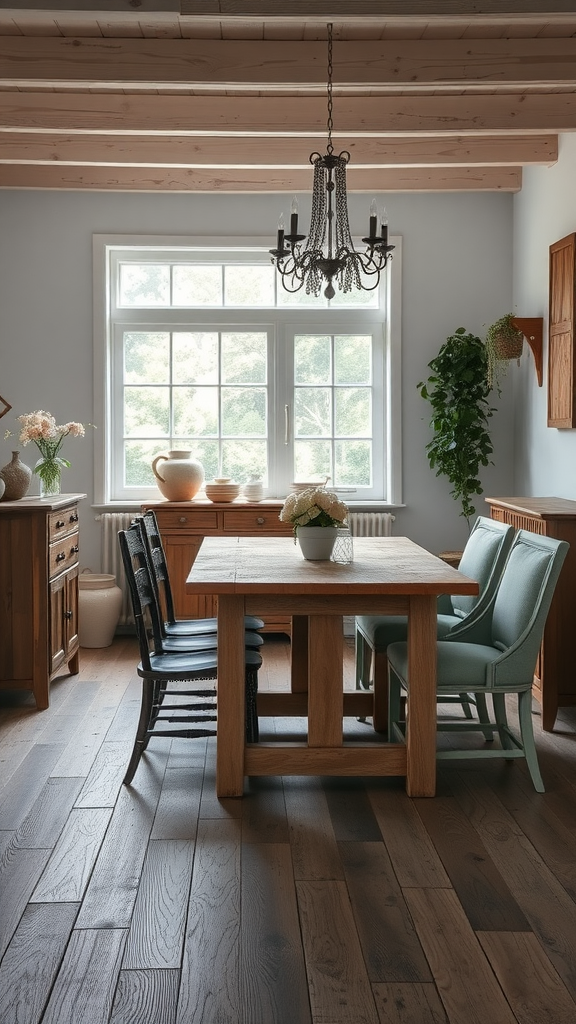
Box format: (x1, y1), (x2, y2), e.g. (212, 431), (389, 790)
(290, 478), (329, 493)
(205, 481), (240, 502)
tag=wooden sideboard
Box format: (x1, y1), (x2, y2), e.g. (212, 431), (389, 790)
(0, 493), (85, 709)
(485, 496), (576, 730)
(141, 499), (293, 634)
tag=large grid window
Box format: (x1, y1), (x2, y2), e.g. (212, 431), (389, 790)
(96, 240), (400, 504)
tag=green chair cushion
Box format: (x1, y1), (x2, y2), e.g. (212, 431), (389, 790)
(387, 639), (502, 689)
(356, 613), (456, 651)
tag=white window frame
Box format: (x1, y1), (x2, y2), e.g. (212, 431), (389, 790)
(93, 234), (402, 507)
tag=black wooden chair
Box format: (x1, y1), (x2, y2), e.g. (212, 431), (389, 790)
(140, 508), (265, 637)
(118, 527), (262, 784)
(127, 517), (263, 654)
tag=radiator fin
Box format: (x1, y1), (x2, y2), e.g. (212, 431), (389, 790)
(348, 512), (395, 537)
(100, 512), (136, 626)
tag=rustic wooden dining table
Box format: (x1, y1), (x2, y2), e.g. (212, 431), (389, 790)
(185, 535), (478, 798)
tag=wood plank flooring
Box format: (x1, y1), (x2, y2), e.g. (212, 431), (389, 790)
(2, 635), (576, 1024)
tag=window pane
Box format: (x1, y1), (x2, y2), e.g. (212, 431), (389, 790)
(124, 333), (169, 384)
(173, 265), (222, 305)
(125, 439), (162, 486)
(334, 335), (372, 384)
(294, 439), (331, 479)
(222, 387), (266, 437)
(222, 333), (267, 384)
(329, 284), (378, 308)
(221, 440), (268, 484)
(183, 439), (219, 482)
(335, 388), (371, 437)
(173, 385), (219, 436)
(173, 332), (218, 385)
(225, 265), (274, 306)
(277, 286), (326, 308)
(294, 335), (331, 384)
(124, 386), (169, 437)
(119, 264), (170, 306)
(294, 388), (331, 437)
(335, 440), (372, 486)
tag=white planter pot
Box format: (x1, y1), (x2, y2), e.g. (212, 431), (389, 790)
(297, 526), (337, 560)
(79, 573), (123, 648)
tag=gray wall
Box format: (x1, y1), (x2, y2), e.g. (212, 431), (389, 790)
(0, 188), (516, 569)
(513, 132), (576, 498)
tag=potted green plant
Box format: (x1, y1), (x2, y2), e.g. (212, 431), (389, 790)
(418, 327), (495, 529)
(485, 313), (524, 388)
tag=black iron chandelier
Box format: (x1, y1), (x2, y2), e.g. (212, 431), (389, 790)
(269, 23), (394, 300)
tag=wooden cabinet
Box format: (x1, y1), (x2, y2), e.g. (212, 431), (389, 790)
(0, 494), (85, 709)
(548, 232), (576, 427)
(142, 499), (293, 633)
(486, 496), (576, 730)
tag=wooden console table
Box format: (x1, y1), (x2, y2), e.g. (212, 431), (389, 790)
(141, 499), (293, 634)
(0, 493), (85, 709)
(486, 496), (576, 730)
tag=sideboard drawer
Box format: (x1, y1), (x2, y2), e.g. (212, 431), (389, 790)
(223, 510), (289, 534)
(49, 506), (80, 542)
(154, 509), (219, 532)
(49, 532), (80, 578)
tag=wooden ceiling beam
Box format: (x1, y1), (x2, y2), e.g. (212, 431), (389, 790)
(0, 2), (572, 16)
(0, 132), (556, 167)
(0, 163), (521, 191)
(0, 92), (573, 134)
(2, 37), (576, 89)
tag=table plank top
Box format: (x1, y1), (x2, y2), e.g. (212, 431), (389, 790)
(186, 536), (479, 596)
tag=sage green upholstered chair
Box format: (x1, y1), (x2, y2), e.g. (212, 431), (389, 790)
(355, 516), (515, 730)
(387, 530), (569, 792)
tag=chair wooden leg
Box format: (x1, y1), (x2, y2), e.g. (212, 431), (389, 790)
(245, 668), (259, 744)
(459, 693), (474, 719)
(387, 664), (402, 742)
(355, 633), (373, 691)
(492, 692), (513, 749)
(123, 677), (155, 785)
(518, 690), (545, 792)
(476, 691), (494, 742)
(372, 649), (389, 733)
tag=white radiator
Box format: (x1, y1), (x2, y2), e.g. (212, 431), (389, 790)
(348, 511), (395, 537)
(99, 512), (137, 627)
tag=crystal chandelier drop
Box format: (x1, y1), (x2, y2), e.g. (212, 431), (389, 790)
(269, 23), (394, 300)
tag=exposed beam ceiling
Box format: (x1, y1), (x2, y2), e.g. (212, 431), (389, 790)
(0, 4), (573, 193)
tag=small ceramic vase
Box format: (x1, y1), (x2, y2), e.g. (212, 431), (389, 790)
(0, 451), (32, 501)
(243, 476), (264, 502)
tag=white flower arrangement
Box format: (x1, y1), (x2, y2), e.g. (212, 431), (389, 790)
(279, 486), (349, 532)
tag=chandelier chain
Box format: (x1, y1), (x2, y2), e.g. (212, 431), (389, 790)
(269, 20), (394, 299)
(326, 23), (333, 156)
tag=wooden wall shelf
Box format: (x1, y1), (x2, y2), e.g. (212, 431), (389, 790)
(511, 316), (543, 387)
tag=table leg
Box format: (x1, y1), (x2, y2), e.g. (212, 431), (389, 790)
(291, 615), (309, 693)
(405, 595), (437, 797)
(308, 615), (344, 747)
(216, 594), (246, 798)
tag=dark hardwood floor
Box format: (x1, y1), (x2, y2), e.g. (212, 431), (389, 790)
(1, 635), (576, 1024)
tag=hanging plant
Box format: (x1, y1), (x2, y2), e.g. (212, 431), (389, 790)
(485, 313), (524, 389)
(418, 327), (496, 527)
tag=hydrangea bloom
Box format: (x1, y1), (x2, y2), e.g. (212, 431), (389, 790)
(279, 486), (348, 530)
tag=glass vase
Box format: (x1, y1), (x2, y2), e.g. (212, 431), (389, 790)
(35, 457), (62, 498)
